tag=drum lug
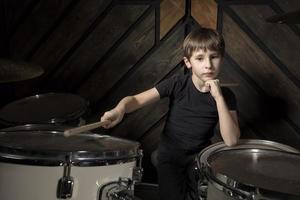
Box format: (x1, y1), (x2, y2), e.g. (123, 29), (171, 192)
(57, 164), (74, 200)
(99, 177), (135, 200)
(57, 176), (74, 199)
(132, 149), (143, 183)
(110, 189), (134, 200)
(197, 164), (208, 200)
(132, 167), (143, 183)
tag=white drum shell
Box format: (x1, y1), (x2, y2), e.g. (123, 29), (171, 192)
(0, 161), (136, 200)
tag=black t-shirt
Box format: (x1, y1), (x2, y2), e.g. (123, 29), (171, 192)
(155, 74), (237, 151)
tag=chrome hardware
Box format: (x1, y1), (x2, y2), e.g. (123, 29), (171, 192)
(99, 177), (135, 200)
(57, 176), (74, 199)
(132, 149), (143, 183)
(110, 189), (134, 200)
(98, 149), (143, 199)
(109, 178), (134, 200)
(57, 163), (74, 199)
(196, 164), (208, 200)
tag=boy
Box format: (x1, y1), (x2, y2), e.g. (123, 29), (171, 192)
(100, 28), (240, 200)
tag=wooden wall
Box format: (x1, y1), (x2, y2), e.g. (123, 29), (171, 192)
(217, 0), (300, 149)
(1, 0), (300, 183)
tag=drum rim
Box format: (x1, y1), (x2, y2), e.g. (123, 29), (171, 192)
(0, 93), (88, 124)
(197, 139), (299, 165)
(205, 148), (300, 196)
(0, 125), (141, 166)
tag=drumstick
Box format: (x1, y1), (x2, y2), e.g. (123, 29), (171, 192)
(220, 83), (239, 87)
(64, 121), (109, 137)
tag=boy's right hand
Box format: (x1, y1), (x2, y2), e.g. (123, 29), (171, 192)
(100, 108), (125, 129)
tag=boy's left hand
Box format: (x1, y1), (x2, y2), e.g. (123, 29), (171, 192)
(205, 79), (223, 100)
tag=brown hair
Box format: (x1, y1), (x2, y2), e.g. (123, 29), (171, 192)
(183, 28), (225, 59)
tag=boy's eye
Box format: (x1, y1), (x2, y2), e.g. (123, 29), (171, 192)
(211, 55), (220, 59)
(196, 57), (204, 61)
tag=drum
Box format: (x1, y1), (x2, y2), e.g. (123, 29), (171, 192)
(0, 125), (143, 200)
(0, 93), (88, 126)
(196, 139), (300, 200)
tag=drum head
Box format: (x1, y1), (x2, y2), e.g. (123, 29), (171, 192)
(207, 149), (300, 196)
(0, 93), (88, 125)
(0, 125), (140, 166)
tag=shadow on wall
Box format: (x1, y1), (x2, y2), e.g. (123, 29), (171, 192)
(256, 95), (288, 123)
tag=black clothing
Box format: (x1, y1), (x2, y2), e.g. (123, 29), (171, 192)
(155, 74), (237, 151)
(155, 74), (237, 200)
(157, 144), (198, 200)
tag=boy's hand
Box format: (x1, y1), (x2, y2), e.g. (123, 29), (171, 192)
(205, 79), (223, 100)
(100, 108), (125, 129)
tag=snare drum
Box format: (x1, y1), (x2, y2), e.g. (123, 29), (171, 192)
(0, 125), (143, 200)
(0, 93), (88, 126)
(196, 139), (300, 200)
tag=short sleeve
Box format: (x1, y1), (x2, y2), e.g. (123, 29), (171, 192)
(155, 75), (180, 98)
(221, 87), (237, 111)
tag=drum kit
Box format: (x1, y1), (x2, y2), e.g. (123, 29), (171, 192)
(0, 94), (143, 200)
(1, 59), (300, 200)
(0, 59), (143, 200)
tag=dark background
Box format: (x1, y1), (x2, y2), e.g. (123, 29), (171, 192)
(0, 0), (299, 183)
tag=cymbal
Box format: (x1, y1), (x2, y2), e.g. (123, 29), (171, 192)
(0, 59), (44, 83)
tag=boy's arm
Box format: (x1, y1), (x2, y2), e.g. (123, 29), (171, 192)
(216, 101), (240, 146)
(100, 87), (160, 129)
(206, 80), (240, 146)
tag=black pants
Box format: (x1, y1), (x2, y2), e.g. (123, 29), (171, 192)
(157, 145), (200, 200)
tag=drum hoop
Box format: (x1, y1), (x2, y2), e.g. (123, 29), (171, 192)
(0, 151), (141, 166)
(206, 158), (300, 198)
(206, 172), (252, 199)
(197, 139), (299, 167)
(205, 171), (297, 199)
(0, 127), (141, 166)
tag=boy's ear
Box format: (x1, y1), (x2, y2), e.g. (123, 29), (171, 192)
(183, 57), (191, 69)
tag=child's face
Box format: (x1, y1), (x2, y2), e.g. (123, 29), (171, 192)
(184, 49), (223, 82)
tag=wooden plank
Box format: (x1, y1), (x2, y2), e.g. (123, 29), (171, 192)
(221, 58), (300, 148)
(10, 0), (73, 60)
(231, 4), (300, 81)
(223, 12), (300, 127)
(273, 0), (300, 14)
(222, 13), (300, 149)
(1, 0), (37, 36)
(95, 25), (184, 108)
(30, 0), (112, 72)
(192, 0), (217, 29)
(160, 0), (184, 39)
(51, 5), (148, 91)
(272, 0), (300, 29)
(78, 10), (156, 103)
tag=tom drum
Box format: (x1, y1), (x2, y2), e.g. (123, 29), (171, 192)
(196, 139), (300, 200)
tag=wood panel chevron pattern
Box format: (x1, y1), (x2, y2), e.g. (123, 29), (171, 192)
(1, 0), (300, 184)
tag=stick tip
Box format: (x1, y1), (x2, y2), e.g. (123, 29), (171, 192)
(64, 130), (71, 137)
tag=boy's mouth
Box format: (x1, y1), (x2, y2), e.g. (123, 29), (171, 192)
(203, 72), (214, 77)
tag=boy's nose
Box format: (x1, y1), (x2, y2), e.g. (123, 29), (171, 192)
(204, 60), (212, 69)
